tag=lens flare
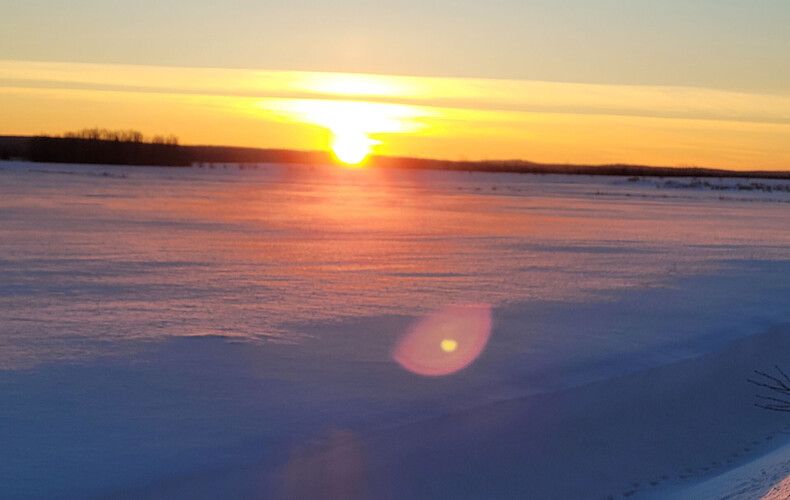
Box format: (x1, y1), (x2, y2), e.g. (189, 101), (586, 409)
(279, 429), (367, 500)
(440, 339), (458, 352)
(393, 304), (492, 376)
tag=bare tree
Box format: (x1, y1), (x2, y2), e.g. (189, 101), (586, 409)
(749, 366), (790, 412)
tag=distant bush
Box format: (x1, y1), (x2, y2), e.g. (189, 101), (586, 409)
(28, 129), (192, 166)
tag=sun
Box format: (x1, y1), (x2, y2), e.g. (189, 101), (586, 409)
(255, 96), (433, 166)
(331, 131), (378, 165)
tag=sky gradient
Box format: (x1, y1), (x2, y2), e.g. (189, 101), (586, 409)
(2, 0), (789, 169)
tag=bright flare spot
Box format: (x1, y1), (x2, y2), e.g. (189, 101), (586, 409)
(441, 339), (458, 352)
(393, 305), (492, 376)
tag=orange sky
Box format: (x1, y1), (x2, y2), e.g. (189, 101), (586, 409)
(2, 60), (789, 170)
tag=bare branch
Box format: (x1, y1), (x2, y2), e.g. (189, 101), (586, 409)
(753, 370), (790, 391)
(751, 366), (790, 412)
(776, 365), (790, 386)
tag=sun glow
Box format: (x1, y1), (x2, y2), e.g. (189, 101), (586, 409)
(256, 88), (435, 166)
(292, 72), (421, 98)
(5, 61), (790, 170)
(331, 131), (379, 165)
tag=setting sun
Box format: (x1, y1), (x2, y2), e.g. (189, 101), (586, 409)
(255, 94), (433, 166)
(330, 131), (379, 165)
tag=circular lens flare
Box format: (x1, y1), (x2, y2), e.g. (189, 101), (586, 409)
(393, 304), (492, 376)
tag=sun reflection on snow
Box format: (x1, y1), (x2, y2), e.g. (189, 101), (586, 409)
(393, 304), (492, 376)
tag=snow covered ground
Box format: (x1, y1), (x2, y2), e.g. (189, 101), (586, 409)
(2, 161), (790, 499)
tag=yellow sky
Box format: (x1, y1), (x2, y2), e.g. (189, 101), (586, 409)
(2, 60), (789, 170)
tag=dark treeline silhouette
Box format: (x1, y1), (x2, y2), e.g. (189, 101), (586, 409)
(28, 129), (191, 166)
(4, 133), (789, 179)
(188, 145), (332, 165)
(184, 147), (790, 179)
(0, 136), (31, 160)
(367, 156), (790, 179)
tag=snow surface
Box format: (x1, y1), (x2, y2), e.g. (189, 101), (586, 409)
(2, 161), (790, 499)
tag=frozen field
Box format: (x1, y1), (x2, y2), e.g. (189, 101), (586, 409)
(2, 161), (790, 499)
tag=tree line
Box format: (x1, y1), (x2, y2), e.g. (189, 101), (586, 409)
(28, 129), (192, 166)
(7, 130), (789, 179)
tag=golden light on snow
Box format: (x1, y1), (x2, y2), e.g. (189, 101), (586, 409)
(760, 474), (790, 500)
(393, 305), (492, 376)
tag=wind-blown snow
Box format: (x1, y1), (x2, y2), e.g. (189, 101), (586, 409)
(2, 161), (790, 499)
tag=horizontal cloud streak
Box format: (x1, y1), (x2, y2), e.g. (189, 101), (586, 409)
(3, 60), (790, 125)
